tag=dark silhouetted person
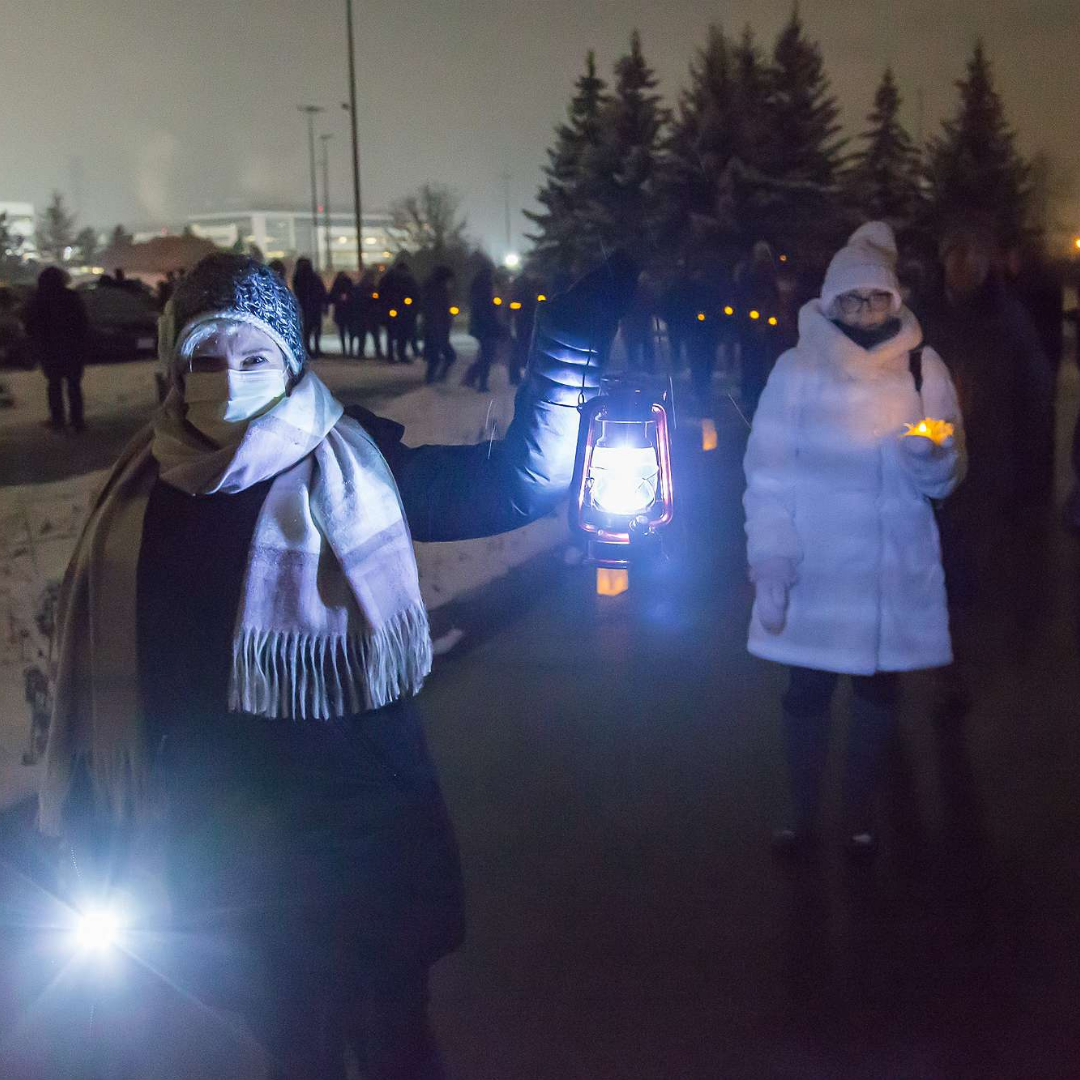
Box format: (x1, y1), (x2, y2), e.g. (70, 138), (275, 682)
(462, 266), (501, 392)
(660, 269), (693, 373)
(622, 272), (658, 373)
(917, 220), (1053, 719)
(735, 241), (782, 415)
(330, 271), (355, 357)
(351, 269), (383, 359)
(508, 274), (540, 386)
(292, 257), (328, 358)
(268, 259), (287, 280)
(25, 266), (89, 431)
(422, 266), (457, 383)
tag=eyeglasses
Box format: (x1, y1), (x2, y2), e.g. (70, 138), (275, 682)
(837, 291), (893, 316)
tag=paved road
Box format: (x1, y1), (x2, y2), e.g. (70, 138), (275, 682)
(2, 354), (1079, 1078)
(417, 378), (1080, 1079)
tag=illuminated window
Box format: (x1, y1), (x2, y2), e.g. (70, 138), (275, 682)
(510, 301), (522, 310)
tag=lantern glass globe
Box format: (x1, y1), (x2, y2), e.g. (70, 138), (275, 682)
(589, 445), (660, 516)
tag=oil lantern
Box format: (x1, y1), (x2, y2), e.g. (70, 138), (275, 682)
(570, 376), (675, 569)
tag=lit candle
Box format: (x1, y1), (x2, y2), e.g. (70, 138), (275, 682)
(902, 418), (954, 446)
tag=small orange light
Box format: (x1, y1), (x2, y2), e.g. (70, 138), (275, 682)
(779, 254), (789, 262)
(696, 312), (706, 322)
(723, 305), (734, 316)
(596, 567), (629, 597)
(389, 309), (398, 318)
(768, 316), (778, 326)
(404, 297), (413, 305)
(493, 296), (503, 306)
(449, 306), (460, 316)
(701, 418), (718, 452)
(537, 294), (547, 302)
(372, 292), (379, 299)
(749, 310), (760, 320)
(510, 301), (522, 310)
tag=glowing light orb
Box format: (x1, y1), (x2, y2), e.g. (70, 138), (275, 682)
(588, 445), (660, 516)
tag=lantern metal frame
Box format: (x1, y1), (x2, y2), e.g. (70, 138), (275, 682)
(570, 375), (675, 568)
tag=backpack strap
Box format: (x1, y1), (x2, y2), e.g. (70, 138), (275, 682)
(909, 346), (924, 395)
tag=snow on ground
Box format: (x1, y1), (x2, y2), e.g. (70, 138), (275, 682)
(0, 349), (570, 810)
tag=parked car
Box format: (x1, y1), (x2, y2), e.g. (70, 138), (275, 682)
(77, 282), (158, 361)
(0, 285), (33, 369)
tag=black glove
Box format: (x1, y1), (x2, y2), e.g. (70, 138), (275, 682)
(527, 251), (639, 406)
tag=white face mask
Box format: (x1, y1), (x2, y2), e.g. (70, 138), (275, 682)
(184, 369), (287, 443)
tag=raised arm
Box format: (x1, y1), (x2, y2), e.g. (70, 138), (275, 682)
(359, 255), (638, 543)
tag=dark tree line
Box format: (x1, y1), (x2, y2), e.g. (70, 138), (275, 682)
(527, 11), (1035, 279)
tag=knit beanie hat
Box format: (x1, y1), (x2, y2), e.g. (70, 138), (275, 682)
(820, 221), (903, 316)
(165, 253), (306, 377)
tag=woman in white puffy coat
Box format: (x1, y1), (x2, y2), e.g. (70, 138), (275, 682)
(743, 222), (966, 856)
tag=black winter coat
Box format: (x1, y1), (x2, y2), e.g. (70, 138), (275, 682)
(24, 287), (89, 376)
(132, 255), (637, 992)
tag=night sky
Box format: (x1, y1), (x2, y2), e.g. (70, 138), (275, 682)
(1, 0), (1076, 257)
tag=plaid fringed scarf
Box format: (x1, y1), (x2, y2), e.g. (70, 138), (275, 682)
(39, 372), (431, 835)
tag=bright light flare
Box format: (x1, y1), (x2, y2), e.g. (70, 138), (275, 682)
(504, 252), (522, 270)
(75, 907), (124, 951)
(588, 445), (660, 516)
(449, 306), (460, 316)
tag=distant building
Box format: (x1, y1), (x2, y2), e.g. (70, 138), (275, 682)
(0, 201), (37, 260)
(185, 208), (396, 271)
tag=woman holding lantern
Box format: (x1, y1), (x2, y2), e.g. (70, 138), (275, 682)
(39, 251), (635, 1079)
(743, 222), (966, 859)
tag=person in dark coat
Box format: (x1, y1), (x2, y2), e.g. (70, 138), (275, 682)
(377, 263), (414, 364)
(507, 273), (541, 386)
(292, 256), (328, 358)
(659, 269), (693, 374)
(735, 242), (782, 416)
(24, 266), (90, 431)
(916, 221), (1054, 718)
(396, 263), (421, 363)
(462, 266), (502, 392)
(1003, 240), (1064, 505)
(350, 269), (383, 360)
(39, 251), (637, 1080)
(421, 266), (457, 384)
(330, 271), (356, 357)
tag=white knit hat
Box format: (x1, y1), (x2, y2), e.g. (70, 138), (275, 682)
(820, 221), (902, 315)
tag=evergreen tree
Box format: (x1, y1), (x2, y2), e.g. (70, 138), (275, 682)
(36, 191), (76, 263)
(580, 31), (669, 263)
(844, 68), (922, 227)
(659, 26), (740, 264)
(74, 226), (100, 266)
(924, 41), (1031, 242)
(525, 51), (609, 278)
(0, 212), (25, 280)
(765, 7), (844, 186)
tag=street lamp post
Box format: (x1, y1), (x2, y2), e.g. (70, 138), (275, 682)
(298, 104), (325, 269)
(320, 133), (334, 272)
(345, 0), (364, 271)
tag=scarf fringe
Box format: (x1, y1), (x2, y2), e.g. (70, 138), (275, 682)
(228, 603), (433, 720)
